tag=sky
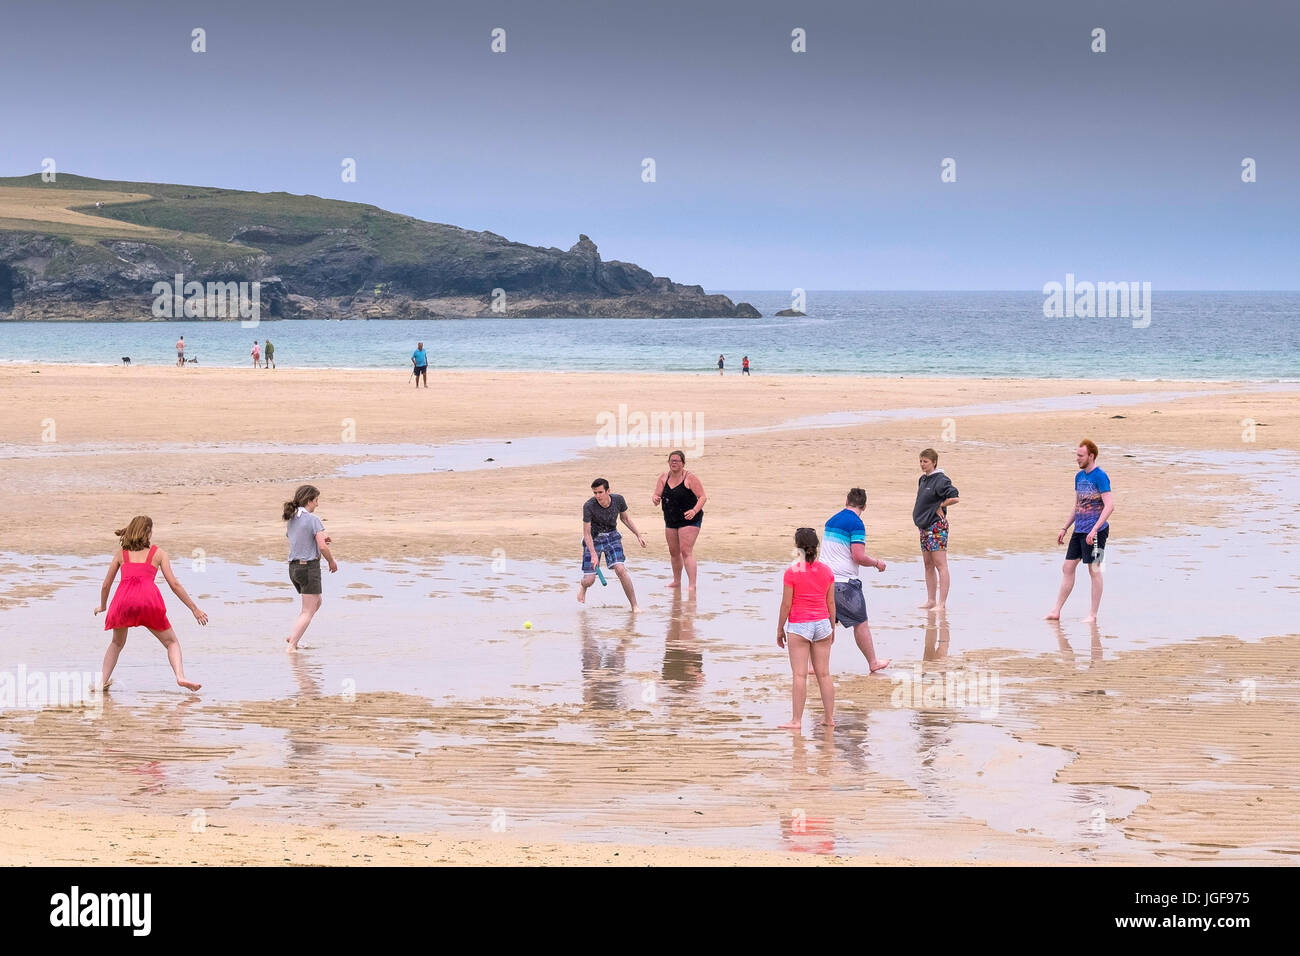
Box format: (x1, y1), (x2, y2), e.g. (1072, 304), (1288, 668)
(2, 0), (1297, 289)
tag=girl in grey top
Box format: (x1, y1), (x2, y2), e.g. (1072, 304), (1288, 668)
(281, 484), (337, 651)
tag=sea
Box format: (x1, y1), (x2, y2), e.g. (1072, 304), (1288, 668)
(0, 291), (1296, 379)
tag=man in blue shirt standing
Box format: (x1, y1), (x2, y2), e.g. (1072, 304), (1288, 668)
(411, 341), (429, 388)
(1046, 438), (1115, 623)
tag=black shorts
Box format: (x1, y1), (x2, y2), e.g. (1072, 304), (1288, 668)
(289, 559), (322, 594)
(834, 579), (868, 628)
(1066, 527), (1109, 564)
(664, 514), (703, 530)
(414, 365), (428, 378)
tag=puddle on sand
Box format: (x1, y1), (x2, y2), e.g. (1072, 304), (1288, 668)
(1, 528), (1295, 859)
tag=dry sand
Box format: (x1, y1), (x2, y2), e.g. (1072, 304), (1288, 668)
(1, 365), (1293, 570)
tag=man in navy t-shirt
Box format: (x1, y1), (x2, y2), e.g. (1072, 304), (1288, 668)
(1046, 438), (1115, 623)
(411, 341), (429, 388)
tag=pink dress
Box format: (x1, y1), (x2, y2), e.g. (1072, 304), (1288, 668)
(104, 546), (172, 631)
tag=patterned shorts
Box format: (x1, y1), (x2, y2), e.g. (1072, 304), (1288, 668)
(920, 515), (949, 552)
(582, 531), (626, 573)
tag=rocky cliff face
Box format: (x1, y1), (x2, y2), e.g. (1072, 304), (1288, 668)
(0, 177), (761, 320)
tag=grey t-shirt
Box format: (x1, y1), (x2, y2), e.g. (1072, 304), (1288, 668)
(583, 493), (627, 535)
(287, 509), (325, 560)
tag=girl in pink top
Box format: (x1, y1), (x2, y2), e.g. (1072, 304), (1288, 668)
(776, 527), (837, 728)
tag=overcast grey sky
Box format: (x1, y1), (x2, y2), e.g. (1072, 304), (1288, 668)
(2, 0), (1296, 288)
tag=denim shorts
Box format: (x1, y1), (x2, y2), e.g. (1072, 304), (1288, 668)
(785, 619), (833, 642)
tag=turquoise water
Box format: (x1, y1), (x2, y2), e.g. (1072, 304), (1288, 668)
(1, 291), (1297, 379)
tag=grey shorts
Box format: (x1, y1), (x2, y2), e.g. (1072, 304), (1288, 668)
(834, 579), (868, 627)
(785, 619), (833, 643)
(289, 559), (322, 595)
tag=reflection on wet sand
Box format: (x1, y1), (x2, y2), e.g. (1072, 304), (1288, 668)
(661, 594), (704, 691)
(580, 615), (633, 712)
(923, 610), (951, 661)
(1050, 621), (1104, 667)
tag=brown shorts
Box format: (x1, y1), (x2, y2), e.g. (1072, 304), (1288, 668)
(289, 559), (322, 595)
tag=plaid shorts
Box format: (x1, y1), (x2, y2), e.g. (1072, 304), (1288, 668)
(582, 531), (626, 572)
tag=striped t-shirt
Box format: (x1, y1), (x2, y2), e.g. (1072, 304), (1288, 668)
(823, 508), (866, 581)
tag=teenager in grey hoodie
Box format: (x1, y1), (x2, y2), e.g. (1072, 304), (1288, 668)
(913, 448), (960, 610)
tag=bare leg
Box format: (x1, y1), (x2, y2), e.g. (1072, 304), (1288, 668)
(678, 525), (700, 591)
(920, 551), (937, 608)
(287, 593), (323, 650)
(148, 627), (200, 691)
(576, 572), (597, 603)
(100, 628), (128, 689)
(780, 634), (811, 727)
(1046, 559), (1079, 620)
(853, 621), (890, 672)
(810, 637), (834, 726)
(612, 564), (640, 612)
(664, 528), (683, 588)
(934, 550), (951, 610)
(1084, 563), (1104, 622)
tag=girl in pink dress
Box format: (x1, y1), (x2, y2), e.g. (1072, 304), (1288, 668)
(94, 515), (206, 691)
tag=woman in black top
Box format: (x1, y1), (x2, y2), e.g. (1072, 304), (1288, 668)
(651, 450), (707, 591)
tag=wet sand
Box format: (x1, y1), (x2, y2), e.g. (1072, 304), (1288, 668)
(2, 365), (1298, 864)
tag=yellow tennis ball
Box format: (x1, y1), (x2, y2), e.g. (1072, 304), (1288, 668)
(524, 621), (533, 629)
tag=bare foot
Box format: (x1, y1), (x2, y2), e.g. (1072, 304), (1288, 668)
(1044, 609), (1061, 620)
(933, 603), (946, 612)
(777, 719), (801, 729)
(1082, 614), (1097, 623)
(576, 588), (586, 604)
(177, 678), (201, 692)
(687, 585), (697, 592)
(817, 717), (835, 728)
(869, 658), (891, 673)
(95, 678), (113, 692)
(630, 605), (642, 613)
(666, 581), (681, 589)
(285, 641), (298, 653)
(918, 601), (936, 609)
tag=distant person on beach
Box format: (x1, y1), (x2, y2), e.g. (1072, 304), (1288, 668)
(93, 515), (205, 692)
(1046, 439), (1114, 623)
(577, 478), (647, 611)
(263, 338), (275, 369)
(251, 340), (261, 368)
(176, 336), (185, 367)
(823, 488), (890, 673)
(651, 450), (706, 591)
(717, 355), (725, 375)
(776, 528), (836, 728)
(411, 341), (428, 388)
(914, 449), (960, 610)
(742, 355), (750, 375)
(283, 484), (337, 651)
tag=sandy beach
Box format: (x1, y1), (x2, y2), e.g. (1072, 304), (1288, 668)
(2, 364), (1298, 865)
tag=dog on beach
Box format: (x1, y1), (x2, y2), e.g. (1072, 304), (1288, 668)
(122, 356), (131, 365)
